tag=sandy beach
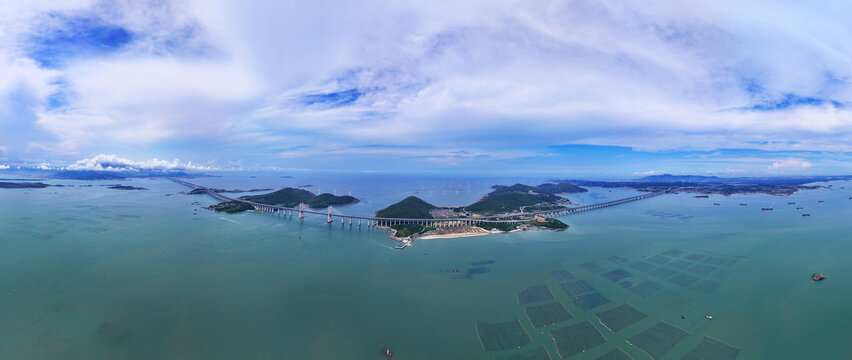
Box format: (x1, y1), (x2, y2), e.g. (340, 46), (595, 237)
(418, 226), (492, 239)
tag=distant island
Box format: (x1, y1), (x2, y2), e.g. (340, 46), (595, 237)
(0, 181), (51, 188)
(52, 169), (196, 180)
(557, 174), (852, 196)
(376, 182), (577, 240)
(107, 185), (148, 190)
(207, 187), (359, 213)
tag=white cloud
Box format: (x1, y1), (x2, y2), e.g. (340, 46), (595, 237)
(769, 158), (813, 171)
(0, 164), (9, 169)
(66, 154), (217, 171)
(4, 0), (852, 171)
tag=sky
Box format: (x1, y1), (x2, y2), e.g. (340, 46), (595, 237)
(3, 1), (852, 176)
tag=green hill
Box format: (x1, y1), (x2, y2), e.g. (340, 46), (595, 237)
(310, 193), (359, 208)
(239, 188), (358, 208)
(376, 196), (436, 219)
(207, 201), (254, 213)
(465, 184), (561, 215)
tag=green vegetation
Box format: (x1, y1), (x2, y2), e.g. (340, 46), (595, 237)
(465, 184), (561, 215)
(310, 193), (359, 208)
(208, 201), (254, 213)
(376, 196), (436, 219)
(390, 223), (428, 238)
(532, 218), (568, 230)
(239, 188), (358, 208)
(478, 222), (519, 231)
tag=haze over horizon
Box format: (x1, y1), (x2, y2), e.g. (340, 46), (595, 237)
(4, 1), (852, 176)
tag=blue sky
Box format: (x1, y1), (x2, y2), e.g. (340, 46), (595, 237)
(3, 1), (852, 176)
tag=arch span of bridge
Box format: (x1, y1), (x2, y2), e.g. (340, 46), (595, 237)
(172, 179), (664, 227)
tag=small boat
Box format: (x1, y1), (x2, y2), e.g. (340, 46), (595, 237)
(802, 214), (811, 217)
(788, 202), (796, 205)
(818, 200), (825, 203)
(713, 203), (720, 205)
(704, 314), (713, 320)
(796, 207), (803, 210)
(382, 348), (394, 357)
(812, 273), (825, 281)
(739, 203), (747, 206)
(762, 207), (773, 211)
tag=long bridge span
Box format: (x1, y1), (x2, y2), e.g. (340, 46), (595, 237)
(172, 179), (664, 227)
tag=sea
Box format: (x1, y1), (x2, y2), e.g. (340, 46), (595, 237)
(1, 172), (850, 359)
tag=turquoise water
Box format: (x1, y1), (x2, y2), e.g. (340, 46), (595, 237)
(1, 175), (851, 359)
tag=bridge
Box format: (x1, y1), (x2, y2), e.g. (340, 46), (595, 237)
(171, 179), (664, 227)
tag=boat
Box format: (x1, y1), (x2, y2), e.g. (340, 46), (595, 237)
(739, 203), (747, 206)
(761, 207), (773, 211)
(812, 273), (825, 281)
(802, 213), (811, 217)
(382, 348), (394, 357)
(818, 200), (824, 203)
(788, 202), (796, 205)
(713, 203), (720, 205)
(796, 207), (803, 209)
(704, 314), (713, 320)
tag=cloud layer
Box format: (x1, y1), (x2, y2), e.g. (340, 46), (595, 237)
(3, 1), (852, 174)
(66, 154), (215, 171)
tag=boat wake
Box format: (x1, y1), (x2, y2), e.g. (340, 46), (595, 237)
(219, 217), (244, 225)
(373, 241), (395, 250)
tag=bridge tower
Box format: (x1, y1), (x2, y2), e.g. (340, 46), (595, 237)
(298, 203), (305, 219)
(326, 205), (334, 223)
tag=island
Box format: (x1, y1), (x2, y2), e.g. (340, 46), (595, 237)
(107, 185), (148, 190)
(467, 184), (570, 215)
(376, 182), (576, 242)
(206, 187), (359, 213)
(558, 174), (852, 196)
(52, 169), (194, 180)
(208, 201), (255, 213)
(0, 181), (51, 188)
